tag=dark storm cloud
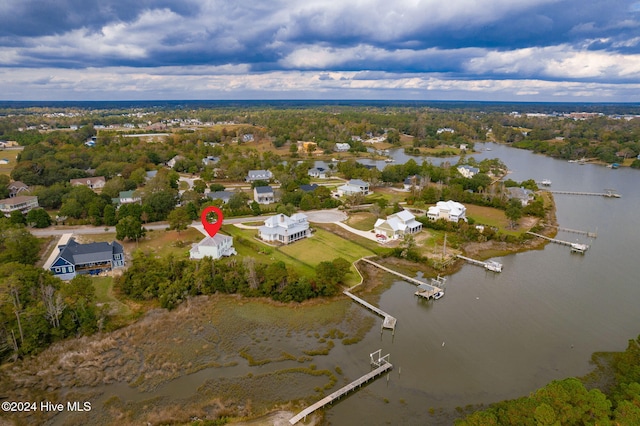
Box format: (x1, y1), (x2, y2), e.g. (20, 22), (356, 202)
(1, 0), (639, 100)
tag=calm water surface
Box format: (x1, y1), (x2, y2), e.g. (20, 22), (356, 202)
(325, 143), (640, 425)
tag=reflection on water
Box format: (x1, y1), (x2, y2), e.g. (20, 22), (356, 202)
(326, 143), (640, 425)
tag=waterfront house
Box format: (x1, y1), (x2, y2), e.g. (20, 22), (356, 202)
(258, 213), (310, 244)
(457, 165), (480, 178)
(506, 186), (535, 206)
(427, 200), (467, 222)
(189, 234), (236, 260)
(374, 210), (423, 239)
(49, 238), (125, 280)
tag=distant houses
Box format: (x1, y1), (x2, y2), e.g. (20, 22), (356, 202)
(189, 234), (237, 260)
(403, 175), (422, 191)
(427, 200), (467, 222)
(206, 191), (234, 204)
(70, 176), (106, 191)
(167, 155), (185, 169)
(0, 195), (39, 217)
(337, 179), (370, 197)
(49, 238), (125, 280)
(457, 165), (479, 178)
(246, 169), (273, 183)
(258, 213), (310, 245)
(202, 156), (219, 166)
(7, 181), (30, 198)
(334, 143), (350, 152)
(374, 210), (422, 240)
(115, 190), (141, 205)
(308, 167), (328, 179)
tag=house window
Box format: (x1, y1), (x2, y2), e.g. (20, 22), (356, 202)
(55, 267), (60, 273)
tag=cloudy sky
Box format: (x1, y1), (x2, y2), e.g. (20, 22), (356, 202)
(2, 0), (640, 101)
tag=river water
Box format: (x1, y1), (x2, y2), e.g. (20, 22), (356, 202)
(47, 143), (639, 425)
(324, 142), (640, 425)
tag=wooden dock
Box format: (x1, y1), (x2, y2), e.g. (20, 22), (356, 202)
(344, 291), (397, 330)
(289, 355), (393, 424)
(456, 255), (503, 272)
(549, 190), (621, 198)
(526, 232), (590, 252)
(360, 258), (429, 286)
(549, 225), (597, 238)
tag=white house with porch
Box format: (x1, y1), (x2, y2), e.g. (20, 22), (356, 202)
(258, 213), (310, 245)
(189, 234), (237, 260)
(374, 210), (423, 239)
(427, 200), (467, 222)
(337, 179), (370, 196)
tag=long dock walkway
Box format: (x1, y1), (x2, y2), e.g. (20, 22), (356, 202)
(343, 291), (396, 330)
(456, 255), (502, 272)
(549, 225), (597, 238)
(289, 359), (393, 424)
(360, 258), (428, 286)
(549, 190), (620, 198)
(527, 232), (590, 252)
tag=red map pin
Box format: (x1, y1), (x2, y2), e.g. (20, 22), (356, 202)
(201, 206), (224, 237)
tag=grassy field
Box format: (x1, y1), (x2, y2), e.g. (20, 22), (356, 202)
(223, 224), (377, 286)
(92, 276), (132, 317)
(346, 212), (378, 231)
(466, 204), (531, 236)
(0, 149), (20, 175)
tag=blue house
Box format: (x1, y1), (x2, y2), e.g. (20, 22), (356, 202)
(50, 238), (125, 280)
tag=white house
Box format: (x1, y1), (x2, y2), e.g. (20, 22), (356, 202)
(337, 179), (370, 196)
(189, 234), (236, 260)
(0, 195), (39, 217)
(258, 213), (310, 245)
(117, 190), (141, 205)
(374, 210), (423, 239)
(457, 165), (479, 178)
(254, 186), (275, 205)
(246, 169), (273, 182)
(167, 155), (185, 169)
(308, 167), (328, 179)
(427, 200), (467, 222)
(334, 143), (350, 152)
(202, 156), (219, 166)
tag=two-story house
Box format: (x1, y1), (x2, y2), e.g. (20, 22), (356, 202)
(189, 234), (237, 260)
(49, 238), (125, 280)
(258, 213), (310, 245)
(427, 200), (467, 222)
(374, 210), (423, 239)
(337, 179), (370, 197)
(246, 170), (273, 183)
(254, 186), (275, 205)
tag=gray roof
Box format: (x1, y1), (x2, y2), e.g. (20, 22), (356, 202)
(207, 191), (233, 201)
(255, 185), (274, 194)
(58, 239), (122, 265)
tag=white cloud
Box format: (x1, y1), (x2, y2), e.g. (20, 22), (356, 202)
(465, 45), (640, 80)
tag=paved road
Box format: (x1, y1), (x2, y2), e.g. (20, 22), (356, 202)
(29, 209), (348, 237)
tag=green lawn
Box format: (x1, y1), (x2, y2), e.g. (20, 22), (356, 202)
(465, 204), (522, 236)
(222, 224), (377, 286)
(92, 276), (132, 317)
